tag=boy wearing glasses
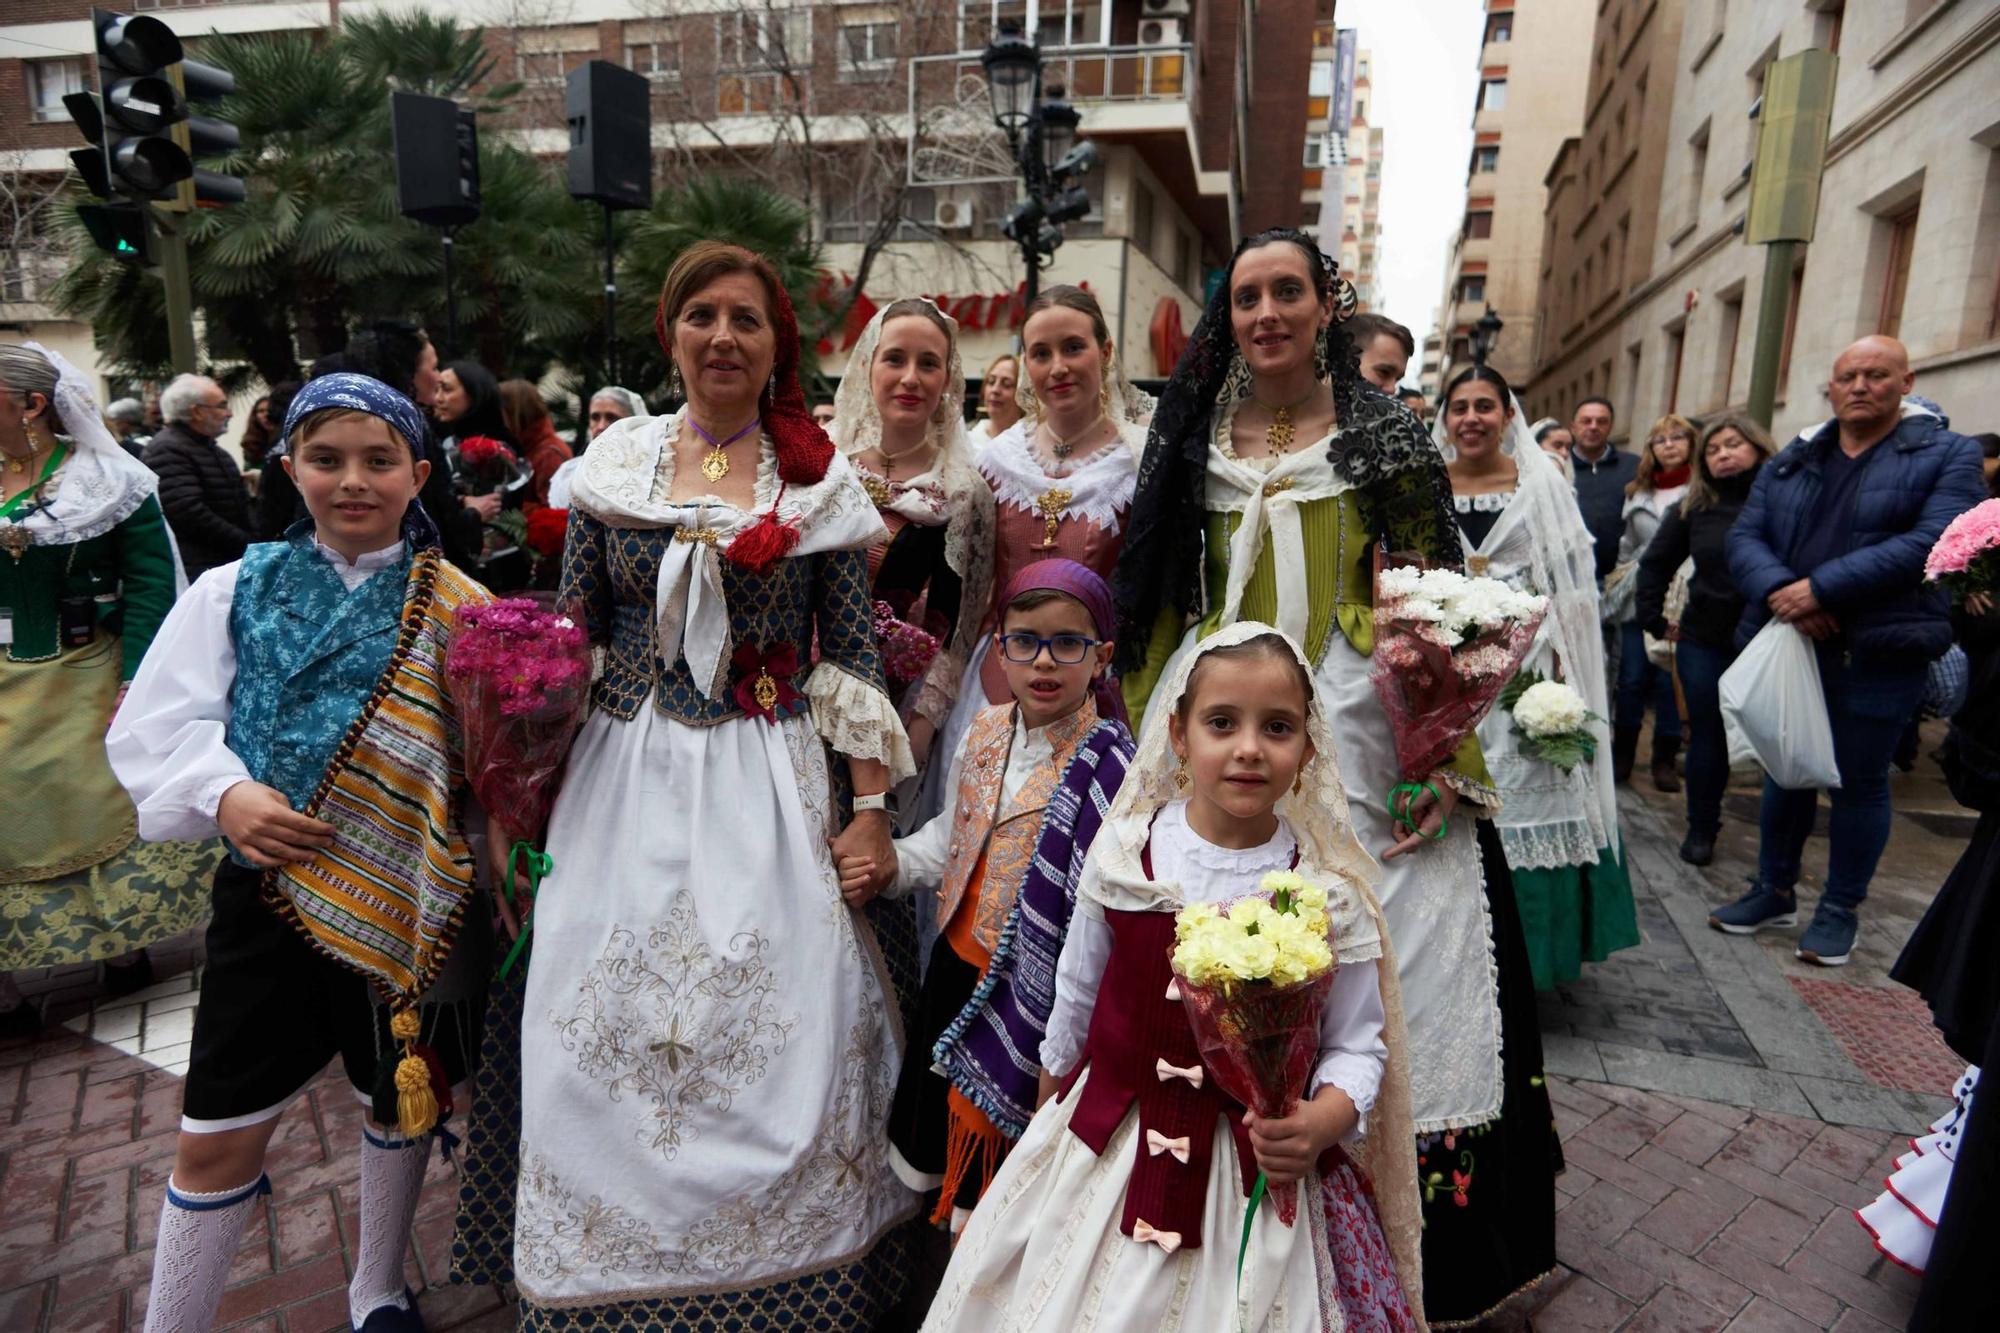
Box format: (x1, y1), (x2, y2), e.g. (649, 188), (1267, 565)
(842, 559), (1133, 1235)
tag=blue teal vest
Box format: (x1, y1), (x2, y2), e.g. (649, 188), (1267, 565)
(226, 530), (411, 819)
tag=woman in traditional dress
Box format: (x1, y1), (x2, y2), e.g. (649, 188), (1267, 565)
(1111, 229), (1560, 1326)
(507, 242), (918, 1330)
(1436, 364), (1637, 997)
(828, 299), (995, 776)
(0, 342), (218, 1037)
(971, 353), (1022, 448)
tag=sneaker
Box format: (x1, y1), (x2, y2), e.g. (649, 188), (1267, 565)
(1708, 881), (1797, 934)
(1797, 904), (1858, 967)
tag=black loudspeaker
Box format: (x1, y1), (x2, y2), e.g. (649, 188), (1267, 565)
(566, 61), (652, 211)
(391, 90), (480, 226)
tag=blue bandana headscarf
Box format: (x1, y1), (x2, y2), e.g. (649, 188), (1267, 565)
(280, 372), (441, 550)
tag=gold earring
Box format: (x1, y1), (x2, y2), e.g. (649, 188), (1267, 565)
(1172, 761), (1190, 793)
(1293, 773), (1305, 796)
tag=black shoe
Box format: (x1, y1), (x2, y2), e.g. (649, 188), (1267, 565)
(1679, 828), (1715, 866)
(102, 951), (155, 999)
(1612, 726), (1640, 784)
(0, 1001), (41, 1043)
(1652, 736), (1682, 793)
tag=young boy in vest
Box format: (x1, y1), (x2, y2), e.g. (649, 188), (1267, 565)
(840, 559), (1134, 1232)
(110, 375), (490, 1333)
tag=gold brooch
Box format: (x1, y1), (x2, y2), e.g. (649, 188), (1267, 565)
(1034, 488), (1073, 550)
(861, 472), (894, 508)
(753, 669), (780, 713)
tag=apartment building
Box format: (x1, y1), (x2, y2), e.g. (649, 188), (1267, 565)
(1, 1), (1333, 394)
(1521, 0), (2000, 445)
(1428, 0), (1595, 389)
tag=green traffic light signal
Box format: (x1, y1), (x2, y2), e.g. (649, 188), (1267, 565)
(76, 202), (153, 263)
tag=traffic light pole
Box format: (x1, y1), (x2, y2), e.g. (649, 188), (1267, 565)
(440, 227), (458, 358)
(1744, 238), (1796, 432)
(602, 204), (618, 384)
(152, 207), (196, 374)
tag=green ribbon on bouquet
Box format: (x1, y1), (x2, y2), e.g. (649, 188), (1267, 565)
(498, 840), (552, 979)
(1235, 1169), (1270, 1330)
(1386, 781), (1448, 840)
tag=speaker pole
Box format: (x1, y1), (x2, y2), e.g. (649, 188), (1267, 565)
(602, 203), (618, 384)
(441, 225), (458, 359)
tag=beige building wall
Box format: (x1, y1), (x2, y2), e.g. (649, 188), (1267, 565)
(1524, 0), (2000, 445)
(1430, 0), (1596, 391)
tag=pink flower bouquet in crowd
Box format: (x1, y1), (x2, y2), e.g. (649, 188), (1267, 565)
(1925, 498), (2000, 600)
(871, 599), (941, 688)
(445, 598), (593, 974)
(1171, 871), (1338, 1229)
(1370, 559), (1548, 787)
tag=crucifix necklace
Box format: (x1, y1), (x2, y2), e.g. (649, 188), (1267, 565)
(686, 416), (761, 484)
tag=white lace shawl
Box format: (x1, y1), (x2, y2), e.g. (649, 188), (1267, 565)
(1, 343), (164, 552)
(1436, 404), (1619, 865)
(977, 418), (1143, 531)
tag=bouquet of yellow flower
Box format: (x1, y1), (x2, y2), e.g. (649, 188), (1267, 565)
(1171, 870), (1338, 1229)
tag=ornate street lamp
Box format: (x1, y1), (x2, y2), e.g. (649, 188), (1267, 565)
(980, 22), (1040, 142)
(981, 23), (1096, 317)
(1469, 305), (1504, 367)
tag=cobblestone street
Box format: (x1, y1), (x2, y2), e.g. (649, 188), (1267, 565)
(0, 748), (1965, 1331)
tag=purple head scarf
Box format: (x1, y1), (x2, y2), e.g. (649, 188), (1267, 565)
(996, 558), (1128, 728)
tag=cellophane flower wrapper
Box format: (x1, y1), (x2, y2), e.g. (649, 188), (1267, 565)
(1369, 559), (1546, 781)
(1926, 498), (2000, 600)
(445, 598), (594, 842)
(871, 599), (941, 688)
(1175, 968), (1336, 1226)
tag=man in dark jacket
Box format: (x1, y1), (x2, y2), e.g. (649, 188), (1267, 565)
(144, 374), (252, 579)
(1717, 336), (1983, 965)
(1568, 396), (1638, 581)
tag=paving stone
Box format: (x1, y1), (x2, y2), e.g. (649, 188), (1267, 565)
(1627, 1146), (1756, 1213)
(1664, 1093), (1755, 1130)
(1625, 1282), (1734, 1333)
(1563, 1179), (1653, 1243)
(1778, 1158), (1877, 1212)
(1709, 1197), (1821, 1268)
(281, 1283), (357, 1332)
(1723, 1294), (1825, 1332)
(1561, 1137), (1677, 1206)
(1555, 1210), (1662, 1303)
(1828, 1308), (1900, 1333)
(1547, 1077), (1618, 1121)
(1595, 1045), (1818, 1119)
(1531, 1274), (1636, 1332)
(1794, 1075), (1951, 1135)
(1783, 1246), (1928, 1328)
(1800, 1209), (1890, 1278)
(210, 1251), (346, 1326)
(1612, 1230), (1755, 1320)
(1578, 1106), (1670, 1159)
(1635, 1186), (1741, 1255)
(1703, 1244), (1844, 1326)
(1543, 1032), (1610, 1081)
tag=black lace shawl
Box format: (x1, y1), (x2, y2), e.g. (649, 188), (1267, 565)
(1110, 231), (1462, 674)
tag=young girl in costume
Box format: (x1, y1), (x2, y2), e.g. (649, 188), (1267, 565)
(922, 624), (1423, 1332)
(109, 375), (492, 1333)
(853, 559), (1133, 1231)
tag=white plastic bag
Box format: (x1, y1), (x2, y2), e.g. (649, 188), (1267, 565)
(1719, 619), (1841, 789)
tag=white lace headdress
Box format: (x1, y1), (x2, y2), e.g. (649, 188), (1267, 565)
(1015, 337), (1155, 429)
(0, 342), (167, 553)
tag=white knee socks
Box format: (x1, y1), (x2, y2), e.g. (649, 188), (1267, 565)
(348, 1123), (430, 1327)
(143, 1175), (269, 1333)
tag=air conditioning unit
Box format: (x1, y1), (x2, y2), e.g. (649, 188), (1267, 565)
(933, 192), (978, 231)
(1138, 16), (1184, 46)
(1143, 0), (1193, 18)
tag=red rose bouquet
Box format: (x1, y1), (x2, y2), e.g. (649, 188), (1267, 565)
(871, 599), (942, 688)
(445, 598), (593, 974)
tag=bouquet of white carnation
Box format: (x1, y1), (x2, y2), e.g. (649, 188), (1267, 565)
(1502, 672), (1601, 772)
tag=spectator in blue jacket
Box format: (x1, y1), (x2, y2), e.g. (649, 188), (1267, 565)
(1716, 336), (1984, 965)
(1569, 396), (1640, 581)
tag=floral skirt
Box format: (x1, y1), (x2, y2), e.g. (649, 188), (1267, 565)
(1416, 821), (1562, 1327)
(1, 837), (221, 970)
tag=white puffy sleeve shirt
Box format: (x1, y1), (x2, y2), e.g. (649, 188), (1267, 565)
(1039, 801), (1388, 1137)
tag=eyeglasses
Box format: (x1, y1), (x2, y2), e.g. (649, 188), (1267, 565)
(1646, 431), (1691, 446)
(996, 631), (1102, 665)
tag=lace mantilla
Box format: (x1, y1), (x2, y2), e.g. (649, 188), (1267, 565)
(0, 345), (161, 551)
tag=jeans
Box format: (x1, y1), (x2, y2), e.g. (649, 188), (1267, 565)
(1675, 640), (1734, 834)
(1615, 621), (1682, 740)
(1756, 654), (1927, 911)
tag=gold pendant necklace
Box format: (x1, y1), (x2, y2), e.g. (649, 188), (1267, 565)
(1255, 389), (1317, 455)
(1046, 411), (1107, 464)
(688, 416), (761, 485)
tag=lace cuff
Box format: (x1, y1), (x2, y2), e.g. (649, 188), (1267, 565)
(806, 662), (917, 784)
(1438, 767), (1501, 814)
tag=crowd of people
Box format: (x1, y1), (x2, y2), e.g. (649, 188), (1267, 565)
(0, 226), (1990, 1331)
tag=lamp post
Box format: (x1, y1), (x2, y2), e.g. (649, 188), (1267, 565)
(982, 20), (1097, 319)
(1469, 305), (1504, 368)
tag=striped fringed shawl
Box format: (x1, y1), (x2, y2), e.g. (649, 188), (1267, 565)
(934, 720), (1134, 1138)
(264, 550), (491, 1005)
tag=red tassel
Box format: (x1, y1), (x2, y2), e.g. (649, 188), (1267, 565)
(727, 507), (801, 574)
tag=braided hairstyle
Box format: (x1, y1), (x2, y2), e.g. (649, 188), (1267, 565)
(1110, 228), (1362, 673)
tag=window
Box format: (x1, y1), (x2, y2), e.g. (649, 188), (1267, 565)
(1479, 79), (1507, 113)
(1664, 323), (1686, 413)
(1472, 145), (1500, 174)
(1464, 210), (1493, 240)
(719, 10), (810, 71)
(27, 58), (85, 123)
(1485, 14), (1513, 43)
(1303, 138), (1326, 168)
(1130, 182), (1156, 255)
(1716, 292), (1744, 405)
(839, 13), (898, 78)
(516, 27), (597, 86)
(1459, 276), (1486, 304)
(1683, 120), (1711, 232)
(1878, 202), (1921, 339)
(626, 37), (682, 84)
(1358, 57), (1371, 79)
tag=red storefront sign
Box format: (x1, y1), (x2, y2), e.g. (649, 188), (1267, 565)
(814, 274), (1094, 356)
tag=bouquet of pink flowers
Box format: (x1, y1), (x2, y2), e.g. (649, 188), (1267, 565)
(445, 598), (594, 974)
(871, 599), (941, 688)
(1925, 498), (2000, 600)
(1370, 558), (1547, 795)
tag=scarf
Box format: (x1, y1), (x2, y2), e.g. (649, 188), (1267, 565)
(999, 557), (1128, 728)
(933, 718), (1135, 1139)
(263, 548), (490, 1134)
(1651, 464), (1691, 489)
(280, 373), (443, 550)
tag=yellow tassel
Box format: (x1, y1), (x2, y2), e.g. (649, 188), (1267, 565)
(389, 1009), (422, 1043)
(394, 1053), (438, 1137)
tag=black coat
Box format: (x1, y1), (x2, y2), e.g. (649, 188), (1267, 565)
(1634, 470), (1756, 651)
(143, 422), (253, 577)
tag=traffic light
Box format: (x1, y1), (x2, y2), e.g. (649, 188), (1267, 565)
(75, 201), (153, 264)
(65, 7), (246, 219)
